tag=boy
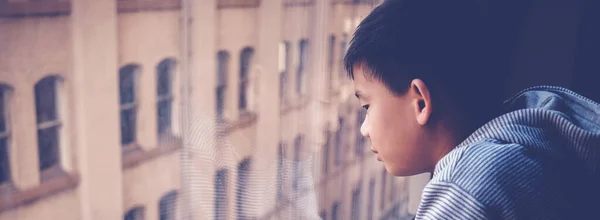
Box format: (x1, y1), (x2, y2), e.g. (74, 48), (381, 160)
(345, 0), (600, 219)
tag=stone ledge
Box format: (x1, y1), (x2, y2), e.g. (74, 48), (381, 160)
(117, 0), (181, 13)
(217, 0), (260, 9)
(122, 137), (182, 170)
(0, 1), (71, 17)
(0, 172), (80, 213)
(283, 0), (315, 7)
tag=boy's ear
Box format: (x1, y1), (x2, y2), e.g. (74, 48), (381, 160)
(410, 79), (432, 126)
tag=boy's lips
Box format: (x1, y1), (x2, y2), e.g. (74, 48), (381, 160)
(371, 147), (382, 161)
(371, 147), (378, 154)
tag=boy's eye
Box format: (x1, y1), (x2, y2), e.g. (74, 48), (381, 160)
(362, 105), (369, 110)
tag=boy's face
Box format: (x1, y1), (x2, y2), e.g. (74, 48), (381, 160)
(353, 66), (435, 176)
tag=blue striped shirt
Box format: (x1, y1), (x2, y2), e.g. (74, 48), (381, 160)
(416, 86), (600, 220)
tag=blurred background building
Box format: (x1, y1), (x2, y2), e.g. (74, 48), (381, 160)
(0, 0), (429, 219)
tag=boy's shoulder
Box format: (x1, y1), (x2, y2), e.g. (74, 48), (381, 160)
(432, 139), (545, 203)
(420, 139), (569, 219)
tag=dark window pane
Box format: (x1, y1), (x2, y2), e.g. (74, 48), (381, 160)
(277, 144), (284, 199)
(216, 86), (225, 121)
(0, 138), (10, 183)
(159, 191), (177, 220)
(217, 51), (229, 86)
(215, 169), (228, 220)
(296, 40), (308, 94)
(328, 35), (336, 73)
(284, 42), (290, 69)
(335, 118), (344, 166)
(320, 211), (327, 220)
(279, 72), (286, 103)
(331, 202), (340, 220)
(293, 136), (302, 190)
(157, 100), (172, 135)
(240, 48), (253, 79)
(157, 63), (171, 96)
(120, 108), (136, 145)
(323, 132), (330, 173)
(237, 158), (251, 220)
(38, 126), (59, 170)
(35, 77), (58, 124)
(239, 48), (253, 111)
(351, 188), (361, 220)
(124, 207), (144, 220)
(239, 80), (247, 110)
(119, 66), (136, 104)
(368, 179), (376, 220)
(0, 88), (6, 133)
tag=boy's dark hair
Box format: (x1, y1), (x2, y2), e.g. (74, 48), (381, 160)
(345, 0), (512, 133)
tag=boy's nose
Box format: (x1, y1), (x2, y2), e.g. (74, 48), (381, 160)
(360, 116), (370, 139)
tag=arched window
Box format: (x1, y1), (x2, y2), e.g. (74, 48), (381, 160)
(331, 201), (341, 220)
(322, 130), (331, 174)
(236, 157), (252, 220)
(119, 64), (140, 147)
(297, 39), (309, 95)
(328, 35), (336, 88)
(277, 142), (285, 200)
(292, 135), (303, 191)
(320, 210), (327, 220)
(368, 178), (376, 220)
(334, 117), (344, 166)
(279, 42), (290, 104)
(214, 169), (228, 220)
(0, 85), (13, 184)
(239, 47), (254, 111)
(157, 59), (176, 141)
(124, 206), (145, 220)
(35, 76), (63, 172)
(216, 51), (230, 121)
(159, 190), (178, 220)
(351, 187), (362, 220)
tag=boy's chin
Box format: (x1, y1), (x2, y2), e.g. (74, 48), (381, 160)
(386, 164), (427, 177)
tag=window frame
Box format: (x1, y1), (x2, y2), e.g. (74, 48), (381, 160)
(119, 64), (140, 150)
(0, 85), (12, 185)
(239, 47), (254, 112)
(34, 76), (64, 175)
(124, 206), (145, 220)
(214, 169), (229, 220)
(156, 59), (176, 142)
(296, 39), (309, 95)
(159, 190), (178, 220)
(216, 51), (230, 122)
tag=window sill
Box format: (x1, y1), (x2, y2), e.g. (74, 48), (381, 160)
(221, 111), (258, 134)
(0, 1), (71, 17)
(217, 0), (260, 9)
(0, 172), (79, 213)
(283, 0), (315, 7)
(117, 0), (181, 13)
(280, 96), (309, 115)
(333, 0), (377, 5)
(122, 137), (182, 170)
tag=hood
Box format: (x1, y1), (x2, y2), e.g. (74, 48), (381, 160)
(457, 85), (600, 176)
